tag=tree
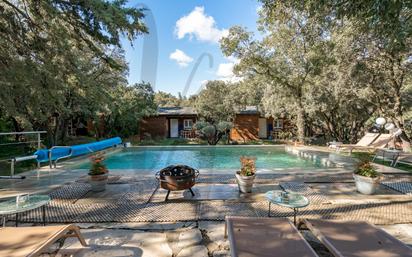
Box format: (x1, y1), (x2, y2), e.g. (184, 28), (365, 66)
(194, 121), (233, 145)
(194, 80), (241, 145)
(1, 0), (147, 66)
(304, 24), (378, 143)
(221, 4), (334, 142)
(277, 0), (412, 150)
(195, 80), (237, 123)
(154, 91), (182, 107)
(104, 82), (157, 137)
(0, 0), (148, 145)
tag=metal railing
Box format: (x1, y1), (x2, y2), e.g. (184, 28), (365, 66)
(49, 145), (95, 168)
(0, 131), (46, 149)
(0, 131), (47, 179)
(48, 146), (73, 168)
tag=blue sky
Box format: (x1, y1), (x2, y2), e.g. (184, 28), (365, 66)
(121, 0), (260, 96)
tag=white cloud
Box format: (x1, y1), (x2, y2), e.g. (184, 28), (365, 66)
(200, 80), (209, 87)
(216, 56), (242, 82)
(216, 57), (242, 82)
(175, 6), (228, 43)
(216, 62), (235, 78)
(169, 49), (193, 67)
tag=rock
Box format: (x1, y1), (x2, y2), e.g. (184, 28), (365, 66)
(212, 250), (231, 257)
(58, 229), (172, 257)
(177, 245), (209, 257)
(198, 221), (229, 251)
(177, 229), (203, 249)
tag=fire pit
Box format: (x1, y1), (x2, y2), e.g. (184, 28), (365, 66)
(155, 165), (199, 201)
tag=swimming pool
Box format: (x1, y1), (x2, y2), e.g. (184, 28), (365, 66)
(75, 146), (330, 171)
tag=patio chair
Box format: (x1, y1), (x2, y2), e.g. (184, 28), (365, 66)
(303, 219), (412, 257)
(0, 224), (87, 257)
(225, 216), (319, 257)
(337, 133), (393, 154)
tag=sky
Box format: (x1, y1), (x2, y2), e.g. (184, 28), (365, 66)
(121, 0), (261, 97)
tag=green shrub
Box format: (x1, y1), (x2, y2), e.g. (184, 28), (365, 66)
(354, 159), (380, 178)
(88, 154), (108, 176)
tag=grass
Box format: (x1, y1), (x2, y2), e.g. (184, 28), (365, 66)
(133, 137), (283, 146)
(134, 138), (208, 146)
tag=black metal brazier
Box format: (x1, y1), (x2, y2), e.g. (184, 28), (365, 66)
(155, 165), (199, 201)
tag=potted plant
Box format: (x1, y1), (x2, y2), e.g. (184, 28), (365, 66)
(235, 156), (257, 193)
(353, 159), (382, 195)
(88, 154), (109, 192)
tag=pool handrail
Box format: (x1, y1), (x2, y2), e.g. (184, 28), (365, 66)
(49, 146), (73, 168)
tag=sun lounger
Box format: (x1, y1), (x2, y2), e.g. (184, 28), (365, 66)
(333, 133), (378, 152)
(303, 219), (412, 257)
(394, 153), (412, 167)
(372, 149), (401, 166)
(225, 216), (318, 257)
(0, 224), (87, 257)
(337, 133), (392, 154)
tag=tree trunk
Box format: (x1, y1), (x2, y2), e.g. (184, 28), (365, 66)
(10, 117), (23, 141)
(59, 118), (69, 144)
(296, 105), (305, 143)
(51, 118), (60, 147)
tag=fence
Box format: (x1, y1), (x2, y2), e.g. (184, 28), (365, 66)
(0, 131), (46, 178)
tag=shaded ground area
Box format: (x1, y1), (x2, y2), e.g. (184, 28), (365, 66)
(5, 171), (410, 225)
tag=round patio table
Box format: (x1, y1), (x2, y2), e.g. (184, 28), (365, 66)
(265, 190), (309, 225)
(0, 194), (50, 227)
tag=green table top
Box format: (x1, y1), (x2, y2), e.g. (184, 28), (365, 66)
(265, 190), (309, 209)
(0, 195), (50, 215)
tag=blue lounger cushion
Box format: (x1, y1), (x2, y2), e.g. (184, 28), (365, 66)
(35, 137), (122, 163)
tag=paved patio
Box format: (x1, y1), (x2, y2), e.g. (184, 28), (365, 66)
(1, 147), (412, 256)
(5, 171), (409, 225)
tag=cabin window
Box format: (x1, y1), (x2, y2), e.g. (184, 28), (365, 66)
(273, 119), (283, 129)
(184, 119), (193, 130)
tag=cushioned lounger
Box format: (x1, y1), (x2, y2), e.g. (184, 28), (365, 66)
(303, 219), (412, 257)
(337, 133), (392, 154)
(225, 216), (319, 257)
(0, 224), (87, 257)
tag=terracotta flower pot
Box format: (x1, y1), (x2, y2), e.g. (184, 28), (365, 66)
(89, 173), (108, 192)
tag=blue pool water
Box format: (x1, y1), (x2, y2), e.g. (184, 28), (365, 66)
(75, 146), (326, 171)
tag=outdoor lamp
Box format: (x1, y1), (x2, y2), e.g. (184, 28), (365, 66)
(384, 123), (395, 131)
(376, 117), (386, 126)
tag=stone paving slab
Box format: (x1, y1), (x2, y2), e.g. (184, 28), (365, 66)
(47, 222), (412, 257)
(56, 229), (173, 257)
(130, 202), (200, 222)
